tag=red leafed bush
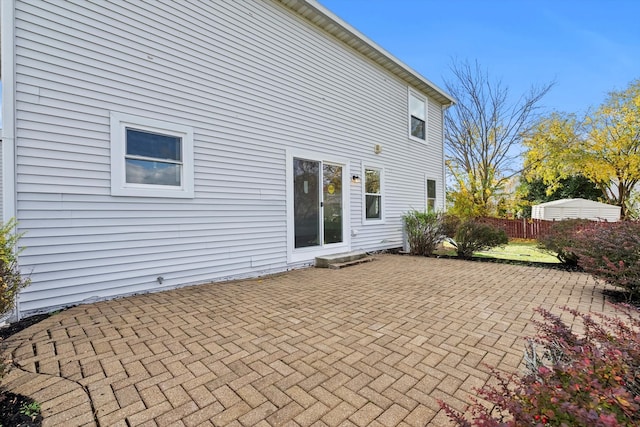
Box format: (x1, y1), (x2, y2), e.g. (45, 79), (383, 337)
(537, 218), (593, 266)
(440, 304), (640, 426)
(570, 221), (640, 300)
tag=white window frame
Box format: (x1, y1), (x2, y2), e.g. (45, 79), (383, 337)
(426, 177), (437, 212)
(110, 112), (194, 198)
(408, 88), (428, 142)
(362, 166), (384, 223)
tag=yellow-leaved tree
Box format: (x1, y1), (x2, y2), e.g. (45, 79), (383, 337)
(524, 79), (640, 219)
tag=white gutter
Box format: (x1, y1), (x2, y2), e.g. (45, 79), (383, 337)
(2, 0), (17, 225)
(1, 0), (20, 319)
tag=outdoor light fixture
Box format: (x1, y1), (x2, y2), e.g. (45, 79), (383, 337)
(351, 175), (361, 184)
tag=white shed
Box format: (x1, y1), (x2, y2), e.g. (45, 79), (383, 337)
(531, 198), (621, 222)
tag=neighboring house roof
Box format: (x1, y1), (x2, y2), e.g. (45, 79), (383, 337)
(277, 0), (455, 107)
(534, 198), (618, 208)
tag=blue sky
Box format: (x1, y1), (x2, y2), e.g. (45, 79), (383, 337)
(319, 0), (640, 115)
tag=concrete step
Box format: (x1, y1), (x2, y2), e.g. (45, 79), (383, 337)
(315, 251), (368, 268)
(328, 257), (374, 270)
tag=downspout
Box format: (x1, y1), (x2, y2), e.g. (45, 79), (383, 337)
(441, 103), (452, 212)
(2, 0), (20, 320)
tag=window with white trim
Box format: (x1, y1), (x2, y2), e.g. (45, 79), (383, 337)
(110, 112), (194, 198)
(409, 89), (427, 141)
(364, 167), (382, 220)
(427, 179), (437, 212)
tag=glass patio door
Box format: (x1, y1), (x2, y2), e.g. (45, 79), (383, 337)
(293, 158), (343, 248)
(322, 164), (343, 245)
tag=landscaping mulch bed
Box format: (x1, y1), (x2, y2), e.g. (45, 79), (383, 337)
(601, 289), (640, 309)
(433, 252), (582, 271)
(0, 313), (50, 340)
(0, 392), (43, 426)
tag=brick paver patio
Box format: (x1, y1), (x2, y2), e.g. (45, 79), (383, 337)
(1, 255), (618, 426)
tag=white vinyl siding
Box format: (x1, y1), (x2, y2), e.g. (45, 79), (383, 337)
(11, 0), (447, 313)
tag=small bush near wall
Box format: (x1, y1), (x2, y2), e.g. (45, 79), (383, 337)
(537, 219), (592, 265)
(403, 210), (444, 257)
(440, 304), (640, 426)
(0, 218), (31, 381)
(572, 221), (640, 301)
(0, 221), (41, 426)
(0, 218), (30, 317)
(452, 220), (508, 259)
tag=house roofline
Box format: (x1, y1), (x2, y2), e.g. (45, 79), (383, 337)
(275, 0), (455, 107)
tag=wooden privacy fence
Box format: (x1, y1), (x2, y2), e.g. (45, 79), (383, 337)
(478, 217), (554, 240)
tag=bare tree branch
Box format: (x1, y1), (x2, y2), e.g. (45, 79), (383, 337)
(445, 59), (554, 216)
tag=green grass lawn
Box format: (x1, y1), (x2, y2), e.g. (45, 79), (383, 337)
(436, 240), (560, 264)
(475, 240), (560, 263)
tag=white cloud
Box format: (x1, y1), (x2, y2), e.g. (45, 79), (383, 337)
(126, 160), (181, 186)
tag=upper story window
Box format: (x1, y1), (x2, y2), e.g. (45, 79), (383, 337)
(427, 179), (437, 211)
(110, 112), (194, 198)
(364, 167), (383, 221)
(409, 89), (427, 141)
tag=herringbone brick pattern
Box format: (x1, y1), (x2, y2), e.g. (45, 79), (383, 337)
(2, 255), (617, 426)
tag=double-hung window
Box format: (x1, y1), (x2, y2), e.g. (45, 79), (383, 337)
(409, 89), (427, 141)
(426, 179), (437, 212)
(110, 112), (194, 198)
(364, 167), (383, 221)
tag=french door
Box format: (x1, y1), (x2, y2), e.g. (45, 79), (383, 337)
(293, 157), (344, 249)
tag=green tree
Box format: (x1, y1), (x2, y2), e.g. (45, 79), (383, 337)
(524, 79), (640, 219)
(444, 59), (553, 217)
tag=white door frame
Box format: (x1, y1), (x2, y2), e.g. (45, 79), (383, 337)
(286, 148), (351, 263)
